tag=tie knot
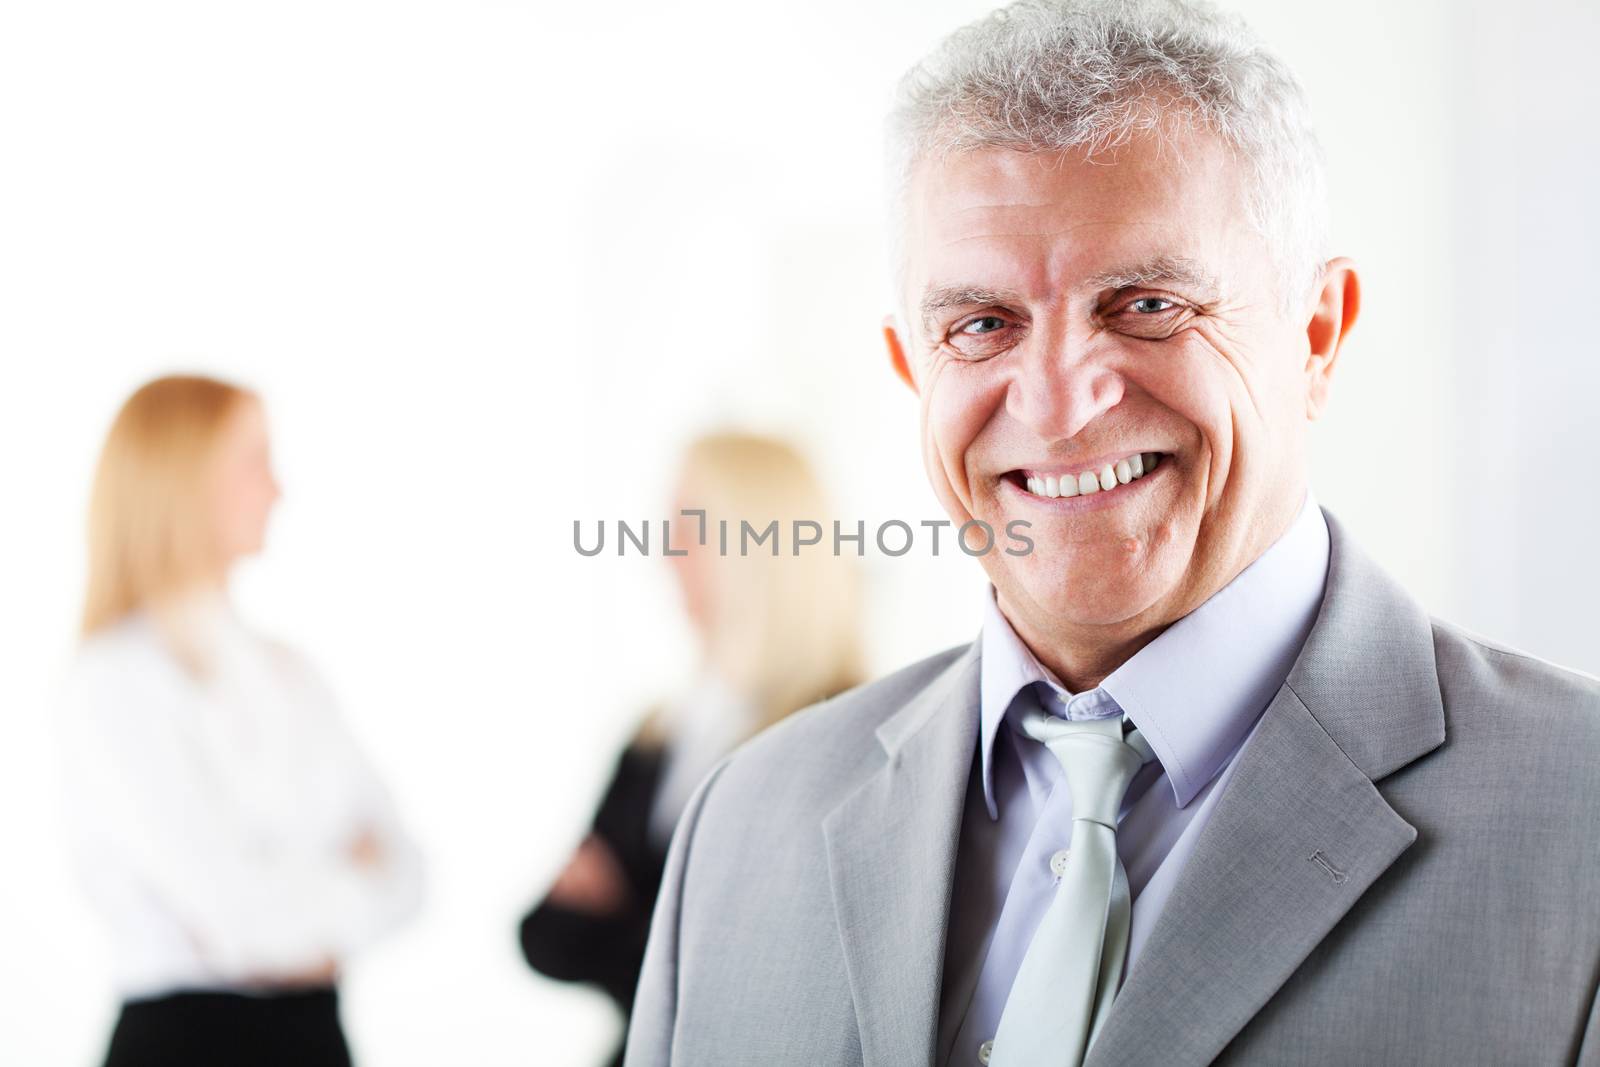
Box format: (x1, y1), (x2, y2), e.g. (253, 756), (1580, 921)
(1018, 708), (1155, 828)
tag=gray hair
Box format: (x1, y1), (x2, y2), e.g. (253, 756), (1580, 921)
(886, 0), (1330, 319)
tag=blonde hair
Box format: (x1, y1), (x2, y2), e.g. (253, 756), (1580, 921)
(673, 430), (868, 739)
(82, 374), (255, 640)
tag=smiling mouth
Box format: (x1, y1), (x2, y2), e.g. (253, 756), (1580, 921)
(1004, 451), (1167, 499)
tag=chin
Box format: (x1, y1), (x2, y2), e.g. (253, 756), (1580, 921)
(996, 544), (1180, 629)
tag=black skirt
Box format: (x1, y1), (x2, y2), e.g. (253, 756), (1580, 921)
(103, 986), (352, 1067)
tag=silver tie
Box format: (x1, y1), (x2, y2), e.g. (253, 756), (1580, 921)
(987, 707), (1157, 1067)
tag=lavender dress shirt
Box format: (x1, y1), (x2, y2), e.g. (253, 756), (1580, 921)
(936, 489), (1331, 1067)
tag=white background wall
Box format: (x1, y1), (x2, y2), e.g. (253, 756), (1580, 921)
(1, 1), (1593, 1064)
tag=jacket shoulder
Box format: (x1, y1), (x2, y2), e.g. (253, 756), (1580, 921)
(1431, 617), (1600, 750)
(743, 640), (970, 753)
(697, 641), (973, 819)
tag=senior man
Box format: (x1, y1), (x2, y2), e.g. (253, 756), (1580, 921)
(625, 1), (1600, 1065)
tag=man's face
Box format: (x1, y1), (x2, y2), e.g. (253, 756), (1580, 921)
(894, 128), (1334, 645)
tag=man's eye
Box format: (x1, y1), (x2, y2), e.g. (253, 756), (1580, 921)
(959, 315), (1008, 335)
(1129, 297), (1175, 314)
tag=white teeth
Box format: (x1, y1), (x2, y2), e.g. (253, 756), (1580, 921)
(1019, 452), (1164, 500)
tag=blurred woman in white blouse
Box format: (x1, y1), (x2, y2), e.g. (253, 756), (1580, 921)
(54, 374), (423, 1067)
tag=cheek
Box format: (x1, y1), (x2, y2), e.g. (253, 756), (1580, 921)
(209, 487), (242, 551)
(216, 471), (273, 545)
(254, 475), (277, 518)
(921, 363), (1009, 516)
(923, 361), (1007, 463)
(1147, 337), (1249, 449)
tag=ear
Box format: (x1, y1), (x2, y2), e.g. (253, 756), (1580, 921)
(1303, 256), (1360, 421)
(882, 315), (917, 394)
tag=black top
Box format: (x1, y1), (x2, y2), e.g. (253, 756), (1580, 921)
(519, 741), (670, 1066)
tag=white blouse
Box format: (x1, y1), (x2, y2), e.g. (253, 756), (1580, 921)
(53, 595), (424, 1000)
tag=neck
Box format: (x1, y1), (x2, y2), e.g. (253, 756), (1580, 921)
(146, 578), (232, 679)
(152, 576), (229, 616)
(1003, 604), (1169, 693)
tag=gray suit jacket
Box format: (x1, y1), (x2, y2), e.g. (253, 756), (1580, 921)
(624, 509), (1600, 1065)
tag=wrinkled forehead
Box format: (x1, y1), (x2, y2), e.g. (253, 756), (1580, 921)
(901, 135), (1261, 320)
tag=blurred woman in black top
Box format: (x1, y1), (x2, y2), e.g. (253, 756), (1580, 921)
(519, 430), (867, 1066)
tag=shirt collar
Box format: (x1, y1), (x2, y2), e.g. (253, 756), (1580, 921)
(977, 488), (1330, 818)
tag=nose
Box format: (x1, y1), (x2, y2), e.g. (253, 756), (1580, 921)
(1005, 331), (1124, 441)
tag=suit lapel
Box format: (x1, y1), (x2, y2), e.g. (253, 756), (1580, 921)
(823, 639), (982, 1067)
(1081, 684), (1420, 1065)
(1084, 508), (1448, 1066)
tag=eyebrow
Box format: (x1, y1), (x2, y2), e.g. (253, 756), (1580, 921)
(918, 254), (1223, 334)
(918, 286), (1026, 334)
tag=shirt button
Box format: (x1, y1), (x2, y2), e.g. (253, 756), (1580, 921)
(1050, 848), (1072, 878)
(978, 1039), (994, 1064)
